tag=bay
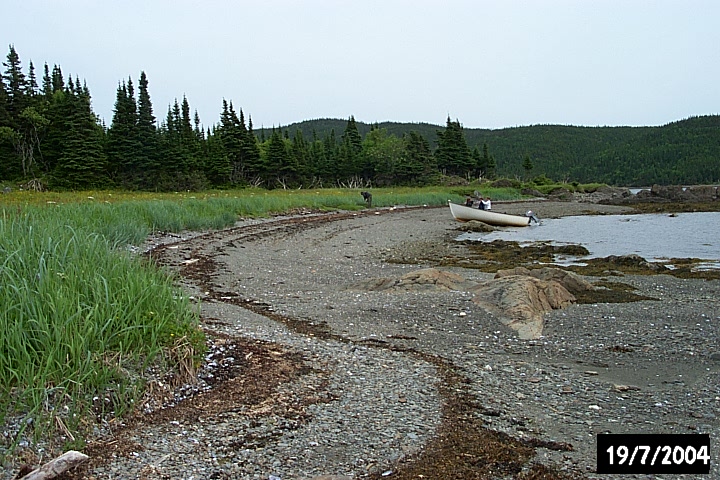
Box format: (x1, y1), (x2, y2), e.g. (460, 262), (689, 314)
(457, 211), (720, 270)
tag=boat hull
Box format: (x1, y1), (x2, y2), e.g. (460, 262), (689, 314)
(448, 201), (530, 227)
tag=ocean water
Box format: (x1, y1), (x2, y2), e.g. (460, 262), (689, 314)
(457, 211), (720, 270)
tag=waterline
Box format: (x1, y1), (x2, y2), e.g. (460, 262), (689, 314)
(457, 212), (720, 270)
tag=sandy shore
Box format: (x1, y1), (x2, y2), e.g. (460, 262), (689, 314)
(57, 201), (719, 479)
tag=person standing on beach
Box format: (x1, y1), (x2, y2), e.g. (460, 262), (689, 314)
(361, 191), (372, 208)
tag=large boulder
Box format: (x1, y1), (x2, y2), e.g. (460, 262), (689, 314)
(354, 267), (583, 339)
(575, 186), (631, 203)
(353, 268), (473, 292)
(649, 184), (717, 202)
(682, 185), (718, 202)
(521, 187), (546, 198)
(471, 275), (576, 339)
(651, 184), (685, 201)
(495, 267), (594, 294)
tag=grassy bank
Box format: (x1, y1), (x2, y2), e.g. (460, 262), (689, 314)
(0, 207), (204, 456)
(0, 185), (525, 457)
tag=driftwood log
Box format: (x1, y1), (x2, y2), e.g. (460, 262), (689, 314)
(18, 450), (89, 480)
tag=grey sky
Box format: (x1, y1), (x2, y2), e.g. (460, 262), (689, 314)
(3, 0), (719, 129)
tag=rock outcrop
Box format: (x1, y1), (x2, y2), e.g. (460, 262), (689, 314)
(353, 268), (474, 292)
(455, 220), (498, 233)
(471, 276), (577, 340)
(651, 184), (718, 202)
(355, 267), (591, 339)
(495, 266), (595, 294)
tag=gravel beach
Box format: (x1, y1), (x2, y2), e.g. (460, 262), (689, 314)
(21, 200), (720, 480)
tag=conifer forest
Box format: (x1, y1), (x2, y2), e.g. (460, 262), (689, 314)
(1, 46), (719, 191)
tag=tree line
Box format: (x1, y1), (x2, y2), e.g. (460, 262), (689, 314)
(280, 116), (720, 186)
(0, 46), (498, 191)
(2, 45), (718, 191)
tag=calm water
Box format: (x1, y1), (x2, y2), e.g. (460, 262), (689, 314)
(457, 212), (720, 269)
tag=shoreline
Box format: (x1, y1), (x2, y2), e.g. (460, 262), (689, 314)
(8, 201), (719, 480)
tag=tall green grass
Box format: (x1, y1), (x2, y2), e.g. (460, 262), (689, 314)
(0, 206), (203, 454)
(0, 185), (527, 455)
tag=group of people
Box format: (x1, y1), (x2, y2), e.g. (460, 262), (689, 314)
(464, 195), (492, 210)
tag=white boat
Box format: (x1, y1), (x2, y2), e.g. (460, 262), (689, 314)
(448, 201), (531, 227)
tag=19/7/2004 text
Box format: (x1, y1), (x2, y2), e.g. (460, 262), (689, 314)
(597, 433), (711, 474)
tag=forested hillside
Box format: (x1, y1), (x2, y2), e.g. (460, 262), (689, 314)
(2, 45), (718, 191)
(268, 116), (720, 186)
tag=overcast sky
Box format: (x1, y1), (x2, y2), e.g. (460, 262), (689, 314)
(3, 0), (719, 130)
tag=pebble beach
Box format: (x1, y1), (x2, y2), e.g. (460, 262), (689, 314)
(11, 200), (719, 480)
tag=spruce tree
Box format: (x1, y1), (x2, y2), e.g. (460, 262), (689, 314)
(434, 117), (473, 177)
(486, 155), (497, 179)
(480, 143), (491, 175)
(218, 100), (244, 182)
(290, 128), (310, 184)
(41, 63), (52, 98)
(265, 128), (296, 188)
(2, 45), (28, 126)
(341, 115), (362, 154)
(51, 65), (64, 93)
(159, 99), (189, 177)
(0, 70), (11, 126)
(204, 126), (231, 186)
(179, 95), (201, 174)
(136, 71), (159, 184)
(241, 111), (263, 181)
(51, 78), (107, 188)
(42, 88), (72, 174)
(27, 61), (38, 96)
(522, 154), (534, 178)
(322, 129), (339, 181)
(340, 115), (363, 180)
(0, 78), (18, 178)
(401, 131), (435, 185)
(106, 79), (140, 186)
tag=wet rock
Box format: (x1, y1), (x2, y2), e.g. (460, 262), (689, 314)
(601, 254), (667, 272)
(456, 220), (498, 232)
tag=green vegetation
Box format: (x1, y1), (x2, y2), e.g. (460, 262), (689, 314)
(0, 203), (204, 455)
(3, 45), (718, 194)
(277, 116), (720, 186)
(1, 186), (519, 455)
